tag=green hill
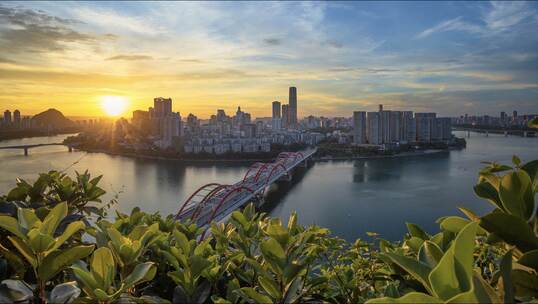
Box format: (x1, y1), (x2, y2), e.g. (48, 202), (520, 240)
(31, 108), (74, 129)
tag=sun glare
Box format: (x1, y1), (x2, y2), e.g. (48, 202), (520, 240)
(101, 96), (128, 117)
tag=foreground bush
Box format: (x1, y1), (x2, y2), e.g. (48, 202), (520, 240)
(0, 155), (536, 303)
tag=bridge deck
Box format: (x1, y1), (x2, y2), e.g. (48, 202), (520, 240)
(176, 149), (316, 228)
(0, 143), (67, 149)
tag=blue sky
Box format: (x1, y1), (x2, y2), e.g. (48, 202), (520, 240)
(0, 1), (537, 117)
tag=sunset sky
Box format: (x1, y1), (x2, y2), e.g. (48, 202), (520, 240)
(0, 1), (537, 118)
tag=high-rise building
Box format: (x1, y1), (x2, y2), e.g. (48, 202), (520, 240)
(389, 111), (401, 142)
(132, 110), (150, 130)
(288, 87), (297, 127)
(380, 110), (391, 143)
(282, 104), (289, 129)
(400, 111), (416, 143)
(216, 109), (227, 121)
(415, 113), (436, 143)
(13, 110), (20, 127)
(353, 111), (367, 144)
(500, 111), (507, 122)
(367, 112), (382, 145)
(513, 111), (518, 120)
(4, 110), (12, 124)
(241, 123), (256, 138)
(431, 117), (452, 141)
(272, 101), (281, 119)
(272, 101), (282, 131)
(154, 97), (172, 117)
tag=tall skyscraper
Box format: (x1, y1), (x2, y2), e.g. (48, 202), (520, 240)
(272, 101), (281, 119)
(282, 104), (289, 129)
(288, 87), (297, 127)
(272, 101), (282, 131)
(367, 112), (382, 145)
(13, 110), (21, 127)
(3, 110), (11, 124)
(353, 111), (367, 144)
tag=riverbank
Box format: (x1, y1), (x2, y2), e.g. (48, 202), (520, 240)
(0, 129), (80, 141)
(74, 147), (274, 163)
(73, 145), (457, 164)
(312, 148), (451, 161)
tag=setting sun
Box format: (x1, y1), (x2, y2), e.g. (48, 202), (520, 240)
(101, 96), (128, 117)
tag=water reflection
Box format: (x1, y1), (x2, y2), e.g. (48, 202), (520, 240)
(260, 164), (311, 214)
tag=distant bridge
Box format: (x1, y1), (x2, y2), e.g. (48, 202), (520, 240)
(176, 148), (317, 237)
(0, 143), (75, 155)
(452, 127), (535, 138)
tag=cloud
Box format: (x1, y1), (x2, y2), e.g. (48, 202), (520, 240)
(483, 1), (535, 30)
(323, 39), (343, 49)
(263, 38), (281, 45)
(0, 56), (16, 64)
(417, 2), (537, 39)
(70, 6), (163, 36)
(106, 54), (153, 61)
(0, 5), (106, 53)
(416, 17), (483, 39)
(179, 59), (204, 63)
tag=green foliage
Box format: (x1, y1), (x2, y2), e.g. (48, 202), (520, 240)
(0, 202), (93, 302)
(0, 170), (113, 219)
(0, 156), (537, 303)
(71, 247), (158, 303)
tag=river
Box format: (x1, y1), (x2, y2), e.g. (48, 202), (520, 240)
(1, 131), (536, 241)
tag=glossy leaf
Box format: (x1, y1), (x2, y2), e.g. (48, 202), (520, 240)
(239, 287), (273, 303)
(39, 245), (94, 282)
(479, 212), (538, 252)
(511, 269), (538, 298)
(123, 262), (156, 288)
(0, 216), (25, 239)
(473, 182), (504, 211)
(406, 223), (430, 240)
(40, 202), (68, 235)
(418, 241), (444, 268)
(428, 222), (477, 301)
(379, 252), (432, 294)
(366, 292), (443, 303)
(439, 216), (470, 234)
(499, 250), (514, 303)
(498, 170), (534, 220)
(518, 249), (538, 271)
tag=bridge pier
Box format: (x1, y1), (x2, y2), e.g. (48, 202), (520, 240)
(485, 130), (488, 137)
(524, 131), (528, 137)
(467, 130), (470, 138)
(68, 146), (73, 152)
(24, 148), (28, 156)
(504, 131), (508, 137)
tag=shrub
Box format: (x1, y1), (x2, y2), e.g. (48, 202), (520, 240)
(0, 155), (536, 303)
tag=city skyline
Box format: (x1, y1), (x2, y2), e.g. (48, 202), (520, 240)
(1, 2), (537, 118)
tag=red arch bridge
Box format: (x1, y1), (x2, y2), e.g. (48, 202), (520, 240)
(175, 148), (317, 230)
